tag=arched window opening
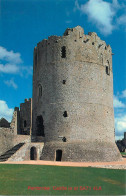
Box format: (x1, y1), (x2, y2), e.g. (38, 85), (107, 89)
(30, 147), (37, 160)
(24, 120), (27, 128)
(61, 46), (66, 58)
(56, 150), (62, 161)
(36, 115), (45, 136)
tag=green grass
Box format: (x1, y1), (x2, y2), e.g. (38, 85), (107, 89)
(121, 152), (126, 156)
(0, 164), (125, 195)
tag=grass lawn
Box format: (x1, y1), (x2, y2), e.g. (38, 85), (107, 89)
(0, 164), (125, 195)
(121, 152), (126, 156)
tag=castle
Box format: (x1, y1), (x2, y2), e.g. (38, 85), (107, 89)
(0, 26), (122, 162)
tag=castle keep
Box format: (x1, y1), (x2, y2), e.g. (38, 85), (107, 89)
(32, 26), (121, 162)
(0, 26), (122, 162)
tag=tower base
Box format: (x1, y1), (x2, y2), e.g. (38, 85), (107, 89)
(40, 141), (122, 162)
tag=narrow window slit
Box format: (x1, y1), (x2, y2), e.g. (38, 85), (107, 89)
(106, 60), (110, 75)
(62, 137), (66, 142)
(61, 46), (66, 58)
(63, 111), (68, 117)
(63, 80), (66, 84)
(24, 120), (27, 127)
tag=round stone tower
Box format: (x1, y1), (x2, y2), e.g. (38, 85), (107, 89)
(32, 26), (121, 162)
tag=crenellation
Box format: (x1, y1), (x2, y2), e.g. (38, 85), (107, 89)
(14, 107), (19, 112)
(33, 26), (112, 70)
(48, 35), (60, 41)
(63, 28), (74, 36)
(39, 39), (47, 47)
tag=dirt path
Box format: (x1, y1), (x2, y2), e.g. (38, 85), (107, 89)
(0, 158), (126, 169)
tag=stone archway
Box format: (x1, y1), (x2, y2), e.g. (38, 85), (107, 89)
(30, 146), (37, 160)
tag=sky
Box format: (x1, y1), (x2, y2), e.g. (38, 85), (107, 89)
(0, 0), (126, 140)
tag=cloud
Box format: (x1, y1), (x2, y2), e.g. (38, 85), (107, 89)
(0, 100), (13, 122)
(112, 0), (121, 9)
(115, 115), (126, 137)
(0, 46), (22, 64)
(113, 92), (126, 139)
(121, 90), (126, 98)
(20, 66), (33, 76)
(75, 0), (126, 35)
(4, 79), (18, 89)
(113, 95), (125, 108)
(117, 14), (126, 26)
(75, 0), (116, 35)
(0, 64), (19, 74)
(0, 46), (32, 76)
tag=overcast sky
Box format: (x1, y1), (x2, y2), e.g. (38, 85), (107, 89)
(0, 0), (126, 140)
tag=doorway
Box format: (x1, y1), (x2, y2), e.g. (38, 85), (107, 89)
(56, 150), (62, 161)
(36, 115), (45, 136)
(30, 147), (37, 160)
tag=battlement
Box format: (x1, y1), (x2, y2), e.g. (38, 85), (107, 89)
(14, 107), (19, 112)
(13, 98), (32, 135)
(33, 26), (112, 75)
(34, 26), (112, 51)
(24, 98), (32, 103)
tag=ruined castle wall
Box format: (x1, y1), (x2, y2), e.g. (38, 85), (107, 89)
(32, 26), (121, 161)
(11, 107), (20, 135)
(0, 118), (10, 128)
(20, 98), (32, 135)
(0, 106), (31, 156)
(13, 135), (31, 146)
(0, 128), (14, 155)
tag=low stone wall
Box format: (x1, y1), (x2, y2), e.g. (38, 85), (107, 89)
(31, 136), (45, 142)
(0, 127), (31, 156)
(13, 135), (31, 146)
(8, 142), (44, 161)
(0, 128), (14, 155)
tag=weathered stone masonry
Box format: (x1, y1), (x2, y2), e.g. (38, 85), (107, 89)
(0, 99), (32, 156)
(32, 26), (122, 162)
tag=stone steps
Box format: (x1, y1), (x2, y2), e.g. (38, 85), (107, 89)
(0, 143), (25, 162)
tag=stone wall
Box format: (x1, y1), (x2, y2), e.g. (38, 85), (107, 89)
(20, 98), (32, 135)
(13, 135), (31, 146)
(0, 118), (10, 128)
(32, 26), (121, 162)
(10, 107), (20, 135)
(8, 142), (44, 161)
(0, 128), (14, 155)
(0, 100), (32, 160)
